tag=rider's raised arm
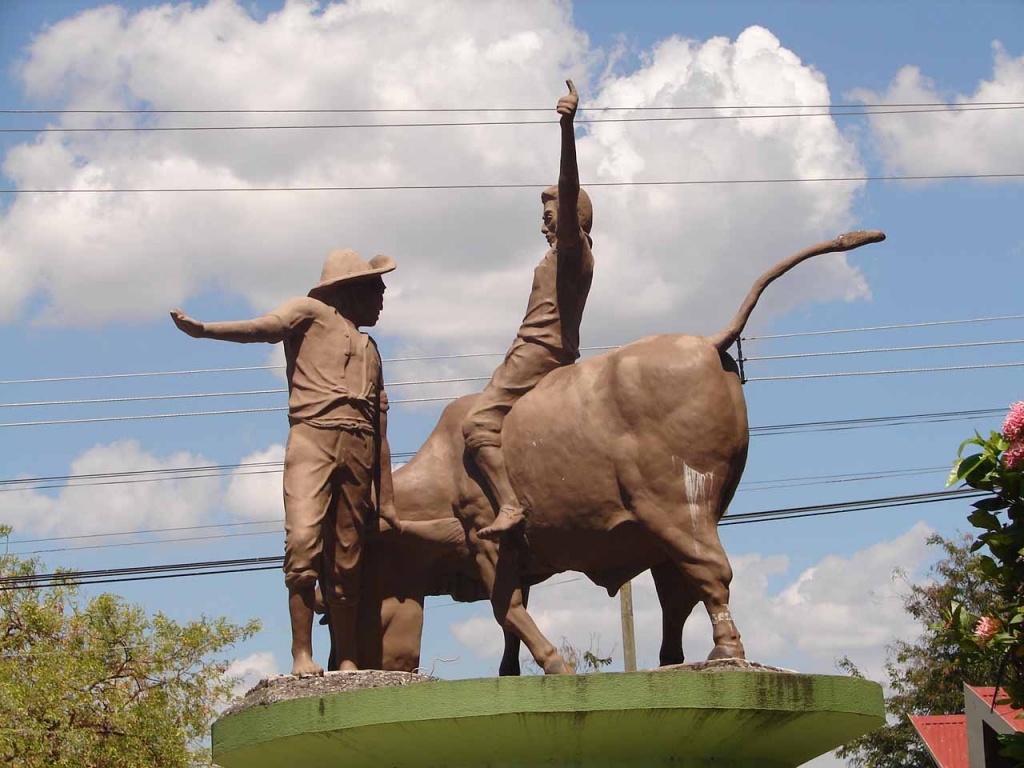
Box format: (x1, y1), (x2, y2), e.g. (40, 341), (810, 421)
(555, 79), (582, 249)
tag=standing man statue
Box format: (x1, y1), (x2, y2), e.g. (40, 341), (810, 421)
(170, 250), (401, 675)
(463, 80), (594, 539)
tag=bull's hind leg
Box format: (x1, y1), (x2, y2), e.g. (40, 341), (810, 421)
(472, 537), (572, 675)
(634, 493), (745, 661)
(651, 560), (700, 666)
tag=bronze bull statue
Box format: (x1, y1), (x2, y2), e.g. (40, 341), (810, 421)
(347, 231), (886, 675)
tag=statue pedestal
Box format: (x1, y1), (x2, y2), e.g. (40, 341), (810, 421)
(212, 666), (883, 767)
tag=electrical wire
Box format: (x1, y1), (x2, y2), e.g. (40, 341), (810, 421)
(4, 340), (1017, 409)
(741, 313), (1024, 341)
(6, 104), (1021, 133)
(4, 100), (1023, 114)
(0, 407), (1004, 495)
(746, 360), (1024, 382)
(2, 315), (1019, 386)
(5, 172), (1024, 194)
(0, 488), (984, 590)
(4, 464), (955, 554)
(742, 338), (1024, 362)
(0, 394), (461, 428)
(0, 375), (491, 410)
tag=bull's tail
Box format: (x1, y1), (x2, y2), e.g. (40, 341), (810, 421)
(707, 230), (886, 352)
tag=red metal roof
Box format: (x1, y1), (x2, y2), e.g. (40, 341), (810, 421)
(967, 686), (1024, 732)
(910, 715), (968, 768)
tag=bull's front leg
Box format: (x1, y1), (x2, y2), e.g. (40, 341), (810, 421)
(498, 583), (530, 676)
(473, 536), (572, 675)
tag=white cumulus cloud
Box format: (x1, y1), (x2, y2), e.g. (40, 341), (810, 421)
(223, 443), (286, 521)
(0, 2), (871, 351)
(851, 41), (1024, 176)
(0, 439), (220, 536)
(223, 650), (280, 700)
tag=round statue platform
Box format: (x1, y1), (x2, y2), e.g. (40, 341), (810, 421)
(212, 664), (883, 767)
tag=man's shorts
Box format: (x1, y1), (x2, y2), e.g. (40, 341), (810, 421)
(282, 421), (375, 601)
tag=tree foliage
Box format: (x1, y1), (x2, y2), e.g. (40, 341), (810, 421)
(0, 524), (260, 768)
(940, 404), (1024, 763)
(836, 533), (1003, 768)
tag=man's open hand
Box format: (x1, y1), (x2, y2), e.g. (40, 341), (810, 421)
(170, 309), (205, 338)
(557, 79), (578, 122)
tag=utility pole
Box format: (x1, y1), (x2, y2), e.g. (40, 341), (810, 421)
(620, 579), (637, 672)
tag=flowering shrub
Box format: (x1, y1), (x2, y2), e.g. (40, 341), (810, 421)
(944, 402), (1024, 762)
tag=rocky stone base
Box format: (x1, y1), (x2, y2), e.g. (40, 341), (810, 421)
(224, 670), (436, 716)
(655, 658), (797, 674)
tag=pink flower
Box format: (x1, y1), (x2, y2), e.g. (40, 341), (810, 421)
(1006, 440), (1024, 471)
(1003, 401), (1024, 442)
(974, 616), (1001, 645)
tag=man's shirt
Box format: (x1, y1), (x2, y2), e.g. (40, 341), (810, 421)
(270, 296), (388, 431)
(516, 231), (594, 363)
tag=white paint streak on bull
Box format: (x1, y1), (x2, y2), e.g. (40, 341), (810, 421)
(681, 462), (714, 557)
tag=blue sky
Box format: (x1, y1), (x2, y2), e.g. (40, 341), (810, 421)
(0, 5), (1021, 761)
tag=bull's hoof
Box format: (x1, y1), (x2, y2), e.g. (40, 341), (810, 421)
(543, 656), (574, 675)
(498, 659), (522, 677)
(707, 642), (745, 661)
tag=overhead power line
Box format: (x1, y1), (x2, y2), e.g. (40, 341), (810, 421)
(0, 488), (984, 590)
(746, 360), (1024, 383)
(5, 172), (1024, 195)
(0, 375), (491, 410)
(742, 338), (1024, 362)
(2, 315), (1019, 387)
(0, 384), (1011, 431)
(1, 339), (1016, 411)
(4, 100), (1023, 114)
(6, 104), (1021, 133)
(740, 313), (1024, 341)
(0, 403), (1007, 438)
(4, 464), (954, 554)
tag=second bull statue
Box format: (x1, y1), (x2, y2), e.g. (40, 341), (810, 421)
(345, 230), (886, 675)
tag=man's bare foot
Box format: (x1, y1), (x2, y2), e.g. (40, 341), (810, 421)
(478, 505), (525, 540)
(291, 652), (324, 676)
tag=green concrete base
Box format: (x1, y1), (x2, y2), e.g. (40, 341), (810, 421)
(212, 671), (883, 767)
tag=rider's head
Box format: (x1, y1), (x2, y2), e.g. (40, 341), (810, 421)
(540, 186), (593, 246)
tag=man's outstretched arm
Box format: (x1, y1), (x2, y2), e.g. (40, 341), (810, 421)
(556, 79), (581, 247)
(170, 308), (287, 344)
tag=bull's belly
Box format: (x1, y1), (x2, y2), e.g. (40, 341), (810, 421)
(524, 519), (667, 585)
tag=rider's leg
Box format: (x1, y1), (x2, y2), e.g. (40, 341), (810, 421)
(462, 341), (559, 538)
(473, 444), (526, 538)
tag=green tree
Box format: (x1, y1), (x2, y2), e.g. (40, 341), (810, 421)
(941, 402), (1024, 764)
(0, 524), (260, 768)
(837, 533), (1002, 768)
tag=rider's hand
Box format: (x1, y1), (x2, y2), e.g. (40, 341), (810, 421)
(557, 79), (578, 123)
(170, 309), (205, 338)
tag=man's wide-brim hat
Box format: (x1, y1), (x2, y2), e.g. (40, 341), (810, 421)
(309, 248), (396, 295)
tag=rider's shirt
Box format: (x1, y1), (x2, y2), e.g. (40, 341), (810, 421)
(515, 230), (594, 363)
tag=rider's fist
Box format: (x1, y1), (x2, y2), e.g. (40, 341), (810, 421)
(557, 79), (578, 122)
